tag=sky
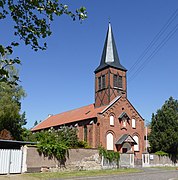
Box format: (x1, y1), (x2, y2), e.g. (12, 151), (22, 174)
(1, 0), (178, 128)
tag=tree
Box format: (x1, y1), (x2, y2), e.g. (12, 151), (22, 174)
(0, 0), (87, 84)
(34, 120), (38, 127)
(22, 126), (90, 166)
(32, 127), (81, 163)
(149, 97), (178, 160)
(0, 65), (26, 140)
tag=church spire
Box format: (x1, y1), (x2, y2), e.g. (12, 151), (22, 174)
(94, 23), (127, 107)
(95, 23), (127, 73)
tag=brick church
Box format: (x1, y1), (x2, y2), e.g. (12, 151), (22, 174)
(32, 23), (145, 159)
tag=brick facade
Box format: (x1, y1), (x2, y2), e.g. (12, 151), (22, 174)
(95, 67), (127, 107)
(76, 96), (144, 159)
(97, 96), (144, 159)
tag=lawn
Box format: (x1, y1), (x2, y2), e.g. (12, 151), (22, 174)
(24, 168), (142, 179)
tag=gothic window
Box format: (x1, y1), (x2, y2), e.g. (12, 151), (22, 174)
(98, 77), (101, 90)
(113, 74), (117, 87)
(133, 135), (139, 151)
(106, 133), (114, 150)
(113, 74), (122, 88)
(118, 76), (122, 88)
(132, 119), (136, 128)
(110, 115), (114, 126)
(102, 75), (106, 89)
(98, 75), (106, 90)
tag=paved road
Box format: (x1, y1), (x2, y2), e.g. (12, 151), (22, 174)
(62, 169), (178, 180)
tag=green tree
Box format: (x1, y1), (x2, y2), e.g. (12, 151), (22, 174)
(0, 0), (87, 84)
(56, 126), (79, 148)
(35, 127), (80, 163)
(22, 126), (89, 164)
(21, 128), (37, 142)
(149, 97), (178, 160)
(33, 120), (38, 127)
(36, 129), (69, 162)
(0, 81), (26, 140)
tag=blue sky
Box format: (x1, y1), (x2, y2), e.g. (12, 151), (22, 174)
(1, 0), (178, 128)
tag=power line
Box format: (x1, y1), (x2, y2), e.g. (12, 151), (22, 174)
(128, 23), (178, 82)
(128, 8), (178, 77)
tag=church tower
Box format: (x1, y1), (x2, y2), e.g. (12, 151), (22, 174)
(94, 23), (127, 107)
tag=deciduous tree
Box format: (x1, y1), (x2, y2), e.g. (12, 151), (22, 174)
(0, 0), (87, 84)
(149, 97), (178, 160)
(0, 79), (26, 140)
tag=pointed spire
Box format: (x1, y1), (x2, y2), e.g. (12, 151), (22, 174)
(95, 23), (127, 73)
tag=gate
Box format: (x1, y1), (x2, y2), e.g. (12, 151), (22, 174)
(142, 153), (150, 167)
(0, 149), (23, 174)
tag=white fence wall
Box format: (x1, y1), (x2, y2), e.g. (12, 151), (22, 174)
(0, 149), (10, 174)
(0, 149), (23, 174)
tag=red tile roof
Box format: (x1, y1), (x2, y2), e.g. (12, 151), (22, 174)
(31, 104), (106, 132)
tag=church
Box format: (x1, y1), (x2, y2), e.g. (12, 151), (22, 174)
(32, 23), (145, 160)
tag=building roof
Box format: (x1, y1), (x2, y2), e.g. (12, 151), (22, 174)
(115, 134), (137, 145)
(95, 23), (127, 73)
(31, 104), (106, 132)
(0, 139), (37, 149)
(101, 96), (121, 113)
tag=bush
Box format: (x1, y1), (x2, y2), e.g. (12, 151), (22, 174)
(77, 140), (91, 148)
(33, 126), (92, 163)
(99, 146), (120, 163)
(155, 151), (168, 156)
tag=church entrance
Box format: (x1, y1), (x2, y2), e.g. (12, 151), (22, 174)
(115, 134), (137, 153)
(122, 142), (132, 153)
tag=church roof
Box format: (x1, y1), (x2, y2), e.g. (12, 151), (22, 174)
(95, 23), (127, 73)
(115, 134), (137, 145)
(31, 104), (106, 132)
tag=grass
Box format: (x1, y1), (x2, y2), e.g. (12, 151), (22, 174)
(23, 168), (142, 179)
(149, 166), (178, 170)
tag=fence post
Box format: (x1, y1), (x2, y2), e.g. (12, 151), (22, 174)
(21, 145), (27, 173)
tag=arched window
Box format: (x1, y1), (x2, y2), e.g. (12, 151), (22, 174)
(132, 119), (136, 128)
(110, 115), (114, 126)
(106, 133), (114, 150)
(133, 135), (139, 151)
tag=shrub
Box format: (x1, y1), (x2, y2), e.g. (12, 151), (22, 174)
(155, 151), (168, 156)
(99, 146), (120, 163)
